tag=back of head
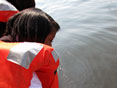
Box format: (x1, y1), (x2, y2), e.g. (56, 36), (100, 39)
(5, 8), (60, 43)
(7, 0), (35, 11)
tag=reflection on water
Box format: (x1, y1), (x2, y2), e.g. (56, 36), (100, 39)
(36, 0), (117, 88)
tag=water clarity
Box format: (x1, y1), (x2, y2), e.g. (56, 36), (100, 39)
(36, 0), (117, 88)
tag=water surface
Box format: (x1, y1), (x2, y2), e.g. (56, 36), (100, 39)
(36, 0), (117, 88)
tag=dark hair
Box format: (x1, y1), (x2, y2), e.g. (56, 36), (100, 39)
(7, 0), (35, 11)
(5, 8), (60, 43)
(0, 22), (6, 37)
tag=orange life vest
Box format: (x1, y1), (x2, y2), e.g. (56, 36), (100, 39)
(0, 41), (59, 88)
(0, 0), (19, 22)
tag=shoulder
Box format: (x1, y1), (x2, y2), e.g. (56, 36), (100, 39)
(40, 43), (59, 62)
(0, 0), (17, 11)
(39, 43), (54, 52)
(0, 0), (18, 22)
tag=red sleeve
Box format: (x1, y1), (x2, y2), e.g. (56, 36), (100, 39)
(35, 47), (60, 88)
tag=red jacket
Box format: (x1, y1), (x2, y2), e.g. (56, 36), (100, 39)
(0, 0), (18, 22)
(0, 41), (59, 88)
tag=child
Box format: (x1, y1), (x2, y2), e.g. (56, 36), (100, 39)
(6, 0), (35, 11)
(0, 8), (60, 88)
(0, 0), (18, 37)
(0, 0), (35, 37)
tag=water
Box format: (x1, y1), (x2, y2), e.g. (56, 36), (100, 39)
(36, 0), (117, 88)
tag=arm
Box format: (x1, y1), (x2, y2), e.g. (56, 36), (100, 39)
(35, 47), (60, 88)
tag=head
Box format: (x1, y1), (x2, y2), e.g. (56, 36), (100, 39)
(7, 0), (35, 11)
(5, 8), (60, 46)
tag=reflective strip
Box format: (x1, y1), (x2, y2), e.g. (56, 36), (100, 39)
(0, 0), (18, 22)
(51, 50), (59, 62)
(7, 42), (43, 69)
(0, 0), (17, 11)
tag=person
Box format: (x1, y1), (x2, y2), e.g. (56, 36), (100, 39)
(0, 0), (18, 37)
(6, 0), (35, 11)
(0, 8), (60, 88)
(0, 0), (35, 37)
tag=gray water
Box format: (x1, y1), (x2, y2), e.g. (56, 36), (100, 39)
(36, 0), (117, 88)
